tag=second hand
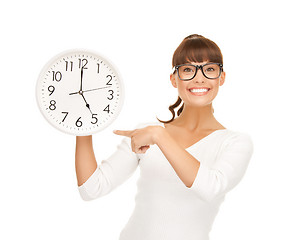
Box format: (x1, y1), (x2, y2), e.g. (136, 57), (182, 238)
(69, 86), (111, 95)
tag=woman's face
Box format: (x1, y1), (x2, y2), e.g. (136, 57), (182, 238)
(170, 61), (226, 108)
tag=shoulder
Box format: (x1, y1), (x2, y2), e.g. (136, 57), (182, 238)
(221, 129), (254, 154)
(226, 129), (253, 144)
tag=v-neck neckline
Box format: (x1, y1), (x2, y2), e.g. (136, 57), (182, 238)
(160, 122), (228, 150)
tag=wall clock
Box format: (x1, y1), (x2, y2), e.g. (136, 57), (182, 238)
(36, 49), (124, 136)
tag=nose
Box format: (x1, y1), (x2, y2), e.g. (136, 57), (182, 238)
(193, 68), (205, 83)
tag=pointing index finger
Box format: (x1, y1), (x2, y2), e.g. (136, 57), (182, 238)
(113, 130), (134, 137)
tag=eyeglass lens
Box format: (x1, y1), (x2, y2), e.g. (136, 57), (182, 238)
(178, 64), (221, 80)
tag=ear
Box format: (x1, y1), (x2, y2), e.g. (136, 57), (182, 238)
(219, 71), (226, 86)
(170, 73), (178, 88)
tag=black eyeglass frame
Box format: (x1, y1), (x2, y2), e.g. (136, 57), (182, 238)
(173, 63), (223, 81)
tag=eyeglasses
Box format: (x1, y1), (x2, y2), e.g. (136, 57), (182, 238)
(173, 63), (223, 81)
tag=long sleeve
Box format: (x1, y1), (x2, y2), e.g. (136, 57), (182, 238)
(78, 135), (139, 201)
(189, 132), (254, 202)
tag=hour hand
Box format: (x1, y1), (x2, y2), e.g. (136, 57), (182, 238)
(81, 93), (93, 114)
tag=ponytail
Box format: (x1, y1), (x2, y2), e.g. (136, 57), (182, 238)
(156, 96), (184, 124)
(156, 96), (214, 124)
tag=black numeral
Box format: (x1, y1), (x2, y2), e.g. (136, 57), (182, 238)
(106, 75), (112, 85)
(76, 117), (83, 127)
(78, 58), (88, 69)
(48, 85), (55, 96)
(107, 89), (114, 100)
(52, 71), (62, 81)
(103, 105), (110, 113)
(49, 100), (56, 110)
(61, 112), (68, 122)
(97, 63), (100, 74)
(65, 61), (73, 71)
(91, 114), (98, 124)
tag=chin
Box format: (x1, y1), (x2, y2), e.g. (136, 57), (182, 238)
(183, 100), (214, 109)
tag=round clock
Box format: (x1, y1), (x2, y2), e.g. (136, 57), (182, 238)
(36, 49), (124, 136)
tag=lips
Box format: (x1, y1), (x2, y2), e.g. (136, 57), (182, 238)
(188, 87), (210, 95)
(188, 87), (210, 92)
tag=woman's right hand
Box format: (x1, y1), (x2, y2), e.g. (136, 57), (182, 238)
(75, 135), (98, 186)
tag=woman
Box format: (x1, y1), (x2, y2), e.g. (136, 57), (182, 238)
(75, 34), (254, 240)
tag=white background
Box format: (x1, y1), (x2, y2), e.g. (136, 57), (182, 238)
(1, 0), (296, 239)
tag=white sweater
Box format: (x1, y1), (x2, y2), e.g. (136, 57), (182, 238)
(78, 121), (254, 240)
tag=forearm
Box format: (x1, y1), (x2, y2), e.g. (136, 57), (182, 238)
(75, 136), (98, 186)
(154, 127), (200, 188)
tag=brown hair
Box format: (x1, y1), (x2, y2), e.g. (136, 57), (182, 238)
(157, 34), (223, 124)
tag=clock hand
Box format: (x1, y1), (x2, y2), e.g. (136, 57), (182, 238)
(83, 86), (111, 93)
(80, 67), (84, 91)
(69, 86), (111, 95)
(69, 91), (79, 95)
(81, 93), (93, 115)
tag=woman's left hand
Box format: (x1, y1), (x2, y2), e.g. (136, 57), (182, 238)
(113, 126), (162, 154)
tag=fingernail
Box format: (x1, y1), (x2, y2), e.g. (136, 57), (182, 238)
(113, 130), (117, 133)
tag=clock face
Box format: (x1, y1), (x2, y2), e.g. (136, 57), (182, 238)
(36, 49), (124, 136)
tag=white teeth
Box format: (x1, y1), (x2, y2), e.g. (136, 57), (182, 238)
(190, 88), (209, 93)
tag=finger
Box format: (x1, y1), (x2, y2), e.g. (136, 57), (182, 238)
(131, 140), (136, 153)
(135, 145), (150, 154)
(113, 130), (134, 137)
(139, 145), (150, 154)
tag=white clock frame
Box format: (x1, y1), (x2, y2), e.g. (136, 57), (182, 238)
(36, 49), (125, 136)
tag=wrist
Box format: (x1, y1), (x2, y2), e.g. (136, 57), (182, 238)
(76, 135), (92, 143)
(152, 126), (167, 145)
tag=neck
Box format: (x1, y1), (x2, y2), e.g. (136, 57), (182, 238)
(174, 103), (218, 132)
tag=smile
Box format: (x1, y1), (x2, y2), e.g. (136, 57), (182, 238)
(188, 88), (210, 96)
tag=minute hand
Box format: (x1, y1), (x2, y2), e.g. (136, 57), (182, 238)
(80, 67), (84, 91)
